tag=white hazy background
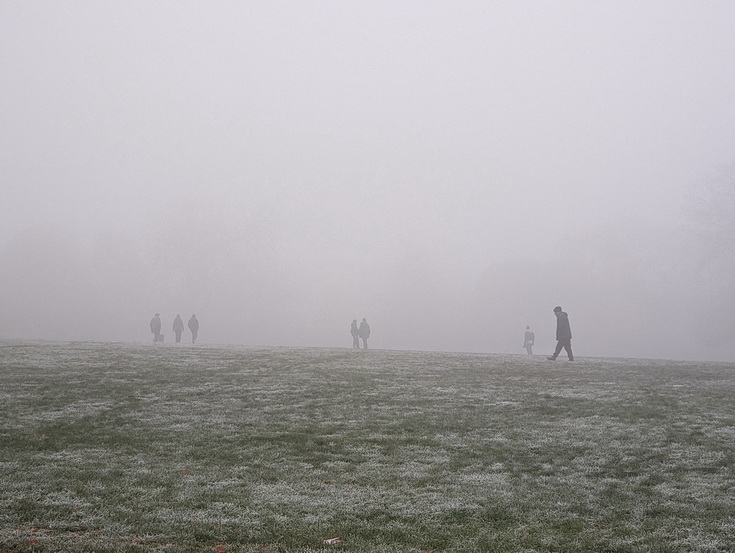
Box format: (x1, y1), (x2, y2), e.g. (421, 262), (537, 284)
(2, 1), (735, 361)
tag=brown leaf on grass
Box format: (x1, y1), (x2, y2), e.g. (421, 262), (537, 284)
(323, 537), (343, 544)
(181, 469), (191, 475)
(213, 545), (227, 553)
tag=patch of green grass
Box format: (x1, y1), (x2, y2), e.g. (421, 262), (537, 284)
(0, 341), (733, 552)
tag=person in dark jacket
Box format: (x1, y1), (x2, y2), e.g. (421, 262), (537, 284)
(150, 313), (162, 343)
(173, 314), (184, 343)
(358, 318), (371, 350)
(350, 319), (360, 349)
(547, 306), (574, 361)
(523, 325), (535, 355)
(188, 314), (199, 344)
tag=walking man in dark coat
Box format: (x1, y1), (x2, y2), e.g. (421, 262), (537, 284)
(547, 306), (574, 361)
(358, 318), (371, 350)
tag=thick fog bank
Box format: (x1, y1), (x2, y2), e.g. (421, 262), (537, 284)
(1, 197), (733, 362)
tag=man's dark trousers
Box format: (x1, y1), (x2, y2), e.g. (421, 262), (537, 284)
(551, 339), (574, 360)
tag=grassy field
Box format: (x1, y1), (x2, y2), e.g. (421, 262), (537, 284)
(0, 341), (733, 553)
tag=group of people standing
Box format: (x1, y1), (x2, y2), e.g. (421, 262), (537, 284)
(350, 318), (371, 349)
(523, 306), (574, 361)
(150, 313), (199, 344)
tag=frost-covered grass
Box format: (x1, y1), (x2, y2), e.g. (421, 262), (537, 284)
(0, 341), (733, 552)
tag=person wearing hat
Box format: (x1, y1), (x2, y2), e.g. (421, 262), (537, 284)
(547, 306), (573, 361)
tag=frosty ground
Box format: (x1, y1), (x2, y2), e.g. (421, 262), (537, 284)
(0, 341), (733, 553)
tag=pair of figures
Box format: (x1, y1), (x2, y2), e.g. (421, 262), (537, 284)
(350, 318), (371, 349)
(524, 306), (574, 361)
(150, 313), (199, 344)
(547, 306), (573, 361)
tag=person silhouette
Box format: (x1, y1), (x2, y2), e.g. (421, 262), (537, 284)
(173, 314), (184, 343)
(358, 318), (371, 350)
(547, 306), (574, 361)
(188, 314), (199, 344)
(350, 319), (360, 349)
(523, 325), (535, 355)
(150, 313), (162, 343)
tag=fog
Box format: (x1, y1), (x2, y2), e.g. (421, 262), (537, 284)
(2, 2), (735, 361)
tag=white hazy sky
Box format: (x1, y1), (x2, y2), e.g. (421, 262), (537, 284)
(2, 2), (735, 360)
